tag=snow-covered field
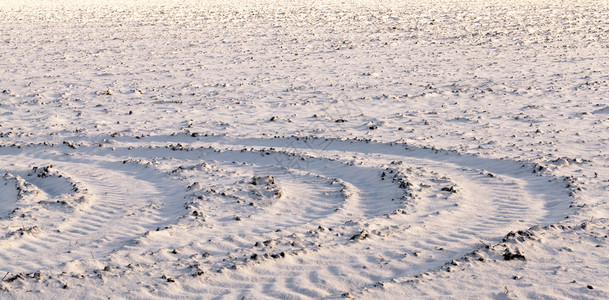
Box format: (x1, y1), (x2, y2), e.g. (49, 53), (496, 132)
(1, 0), (608, 298)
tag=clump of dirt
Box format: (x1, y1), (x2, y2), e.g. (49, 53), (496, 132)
(350, 230), (370, 241)
(4, 225), (42, 238)
(249, 175), (283, 205)
(31, 165), (55, 178)
(502, 248), (526, 261)
(250, 175), (275, 186)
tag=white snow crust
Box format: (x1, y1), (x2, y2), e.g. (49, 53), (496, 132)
(1, 0), (608, 298)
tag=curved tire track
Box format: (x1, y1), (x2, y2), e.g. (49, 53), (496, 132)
(0, 136), (573, 298)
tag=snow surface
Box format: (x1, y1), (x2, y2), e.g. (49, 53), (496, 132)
(1, 0), (608, 298)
